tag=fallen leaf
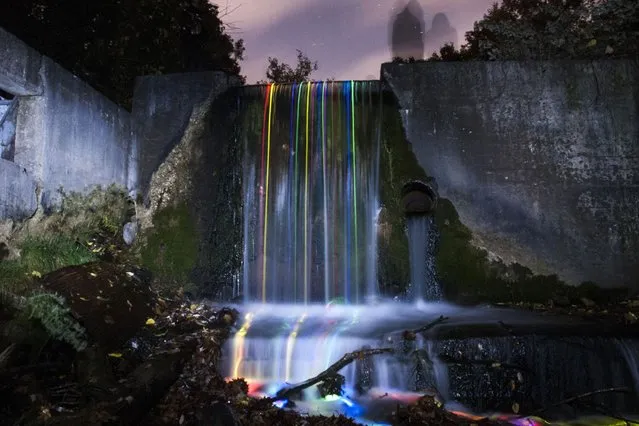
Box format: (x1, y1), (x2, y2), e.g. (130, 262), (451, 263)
(108, 353), (123, 358)
(31, 271), (42, 278)
(145, 318), (156, 326)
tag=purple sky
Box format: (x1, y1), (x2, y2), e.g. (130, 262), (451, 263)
(215, 0), (495, 84)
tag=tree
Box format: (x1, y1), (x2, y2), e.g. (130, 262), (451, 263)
(260, 49), (318, 83)
(428, 0), (639, 61)
(0, 0), (246, 108)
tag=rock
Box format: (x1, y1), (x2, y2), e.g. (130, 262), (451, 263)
(627, 300), (639, 308)
(552, 295), (571, 307)
(580, 297), (596, 308)
(123, 221), (138, 245)
(196, 401), (239, 426)
(41, 262), (155, 350)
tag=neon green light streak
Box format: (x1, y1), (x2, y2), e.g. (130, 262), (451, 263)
(261, 84), (276, 302)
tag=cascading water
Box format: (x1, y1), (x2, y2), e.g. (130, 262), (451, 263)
(406, 216), (441, 301)
(239, 81), (381, 304)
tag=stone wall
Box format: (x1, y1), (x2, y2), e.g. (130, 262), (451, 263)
(382, 59), (639, 287)
(0, 27), (132, 218)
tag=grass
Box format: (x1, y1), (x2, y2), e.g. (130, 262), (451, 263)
(0, 235), (97, 294)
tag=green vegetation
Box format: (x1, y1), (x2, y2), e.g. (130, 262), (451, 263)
(0, 0), (245, 107)
(0, 235), (97, 293)
(139, 203), (199, 291)
(426, 0), (638, 61)
(0, 185), (131, 293)
(17, 292), (88, 351)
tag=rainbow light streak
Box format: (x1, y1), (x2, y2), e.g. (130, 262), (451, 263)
(294, 82), (304, 299)
(321, 82), (329, 303)
(261, 84), (277, 302)
(304, 81), (311, 304)
(285, 313), (308, 382)
(344, 83), (351, 302)
(288, 83), (297, 285)
(350, 80), (359, 303)
(258, 84), (271, 300)
(232, 312), (254, 378)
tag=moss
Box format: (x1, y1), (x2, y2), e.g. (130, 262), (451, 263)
(139, 203), (198, 289)
(377, 96), (430, 296)
(0, 186), (132, 295)
(19, 292), (88, 351)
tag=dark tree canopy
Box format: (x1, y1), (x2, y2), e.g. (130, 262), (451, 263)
(260, 50), (319, 84)
(428, 0), (639, 61)
(0, 0), (246, 107)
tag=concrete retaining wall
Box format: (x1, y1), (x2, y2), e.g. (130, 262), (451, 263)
(0, 27), (132, 217)
(382, 59), (639, 287)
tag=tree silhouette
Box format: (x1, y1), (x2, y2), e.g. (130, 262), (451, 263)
(429, 0), (639, 61)
(424, 13), (458, 57)
(0, 0), (246, 107)
(389, 0), (425, 61)
(260, 50), (318, 84)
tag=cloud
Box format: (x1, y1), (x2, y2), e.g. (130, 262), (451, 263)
(222, 0), (495, 83)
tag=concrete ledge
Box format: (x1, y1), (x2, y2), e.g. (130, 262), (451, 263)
(0, 28), (42, 95)
(0, 158), (37, 220)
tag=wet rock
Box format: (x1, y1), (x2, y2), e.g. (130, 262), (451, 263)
(317, 373), (345, 398)
(41, 262), (155, 350)
(123, 221), (139, 245)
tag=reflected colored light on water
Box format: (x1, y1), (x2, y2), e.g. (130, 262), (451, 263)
(231, 312), (254, 378)
(285, 313), (307, 381)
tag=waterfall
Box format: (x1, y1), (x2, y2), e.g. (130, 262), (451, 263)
(238, 81), (381, 304)
(407, 215), (442, 301)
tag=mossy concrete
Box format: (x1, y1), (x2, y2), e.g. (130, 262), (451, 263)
(382, 59), (639, 288)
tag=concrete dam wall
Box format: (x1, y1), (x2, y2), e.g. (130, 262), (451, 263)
(382, 59), (639, 287)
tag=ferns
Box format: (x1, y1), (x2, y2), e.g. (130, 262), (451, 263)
(2, 290), (88, 352)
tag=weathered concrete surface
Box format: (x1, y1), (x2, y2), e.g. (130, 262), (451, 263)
(382, 59), (639, 287)
(0, 27), (132, 216)
(0, 28), (42, 96)
(133, 72), (242, 297)
(32, 56), (131, 207)
(131, 72), (240, 198)
(0, 158), (37, 219)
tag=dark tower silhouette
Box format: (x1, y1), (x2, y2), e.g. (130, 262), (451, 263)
(424, 13), (458, 57)
(390, 0), (425, 61)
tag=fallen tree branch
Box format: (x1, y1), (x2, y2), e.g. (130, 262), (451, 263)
(274, 347), (394, 400)
(403, 316), (448, 341)
(414, 315), (448, 334)
(527, 386), (632, 417)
